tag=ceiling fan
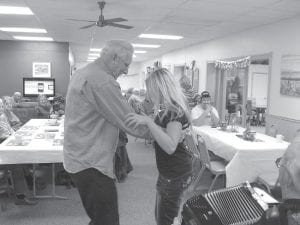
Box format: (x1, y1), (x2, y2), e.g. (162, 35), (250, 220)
(67, 1), (133, 29)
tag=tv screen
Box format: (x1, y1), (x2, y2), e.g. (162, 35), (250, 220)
(23, 77), (55, 97)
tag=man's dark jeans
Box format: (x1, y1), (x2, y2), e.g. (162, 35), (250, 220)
(155, 172), (193, 225)
(70, 168), (119, 225)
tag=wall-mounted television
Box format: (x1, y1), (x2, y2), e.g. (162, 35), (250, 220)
(23, 77), (55, 97)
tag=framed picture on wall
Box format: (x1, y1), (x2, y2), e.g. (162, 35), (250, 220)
(280, 54), (300, 97)
(32, 62), (51, 78)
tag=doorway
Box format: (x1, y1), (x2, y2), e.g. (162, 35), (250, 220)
(206, 54), (271, 132)
(247, 58), (270, 133)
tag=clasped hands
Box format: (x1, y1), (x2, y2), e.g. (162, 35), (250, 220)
(125, 113), (152, 130)
(204, 106), (212, 114)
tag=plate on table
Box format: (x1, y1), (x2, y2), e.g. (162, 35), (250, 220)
(35, 133), (55, 139)
(45, 133), (56, 139)
(35, 133), (46, 139)
(15, 131), (34, 137)
(21, 126), (39, 131)
(53, 139), (64, 146)
(6, 139), (30, 146)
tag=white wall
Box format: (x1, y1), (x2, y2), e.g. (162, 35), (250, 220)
(117, 62), (143, 90)
(74, 60), (143, 91)
(140, 16), (300, 120)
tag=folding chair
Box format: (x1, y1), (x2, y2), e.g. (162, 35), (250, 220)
(195, 134), (226, 192)
(256, 157), (281, 194)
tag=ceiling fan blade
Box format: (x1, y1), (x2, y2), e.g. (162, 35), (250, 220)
(104, 17), (127, 23)
(80, 23), (96, 29)
(66, 18), (97, 23)
(106, 22), (133, 29)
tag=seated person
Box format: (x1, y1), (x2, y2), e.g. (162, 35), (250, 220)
(35, 94), (52, 119)
(0, 99), (14, 142)
(141, 95), (155, 116)
(191, 91), (219, 127)
(51, 95), (65, 117)
(278, 130), (300, 225)
(124, 88), (133, 101)
(179, 75), (197, 109)
(226, 92), (239, 114)
(128, 90), (143, 114)
(11, 92), (22, 106)
(2, 96), (22, 131)
(0, 99), (36, 205)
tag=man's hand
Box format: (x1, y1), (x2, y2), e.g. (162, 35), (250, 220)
(125, 113), (151, 130)
(204, 106), (212, 114)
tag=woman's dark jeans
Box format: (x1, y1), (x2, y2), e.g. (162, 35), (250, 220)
(155, 172), (193, 225)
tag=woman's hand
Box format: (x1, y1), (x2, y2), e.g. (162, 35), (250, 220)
(125, 113), (151, 130)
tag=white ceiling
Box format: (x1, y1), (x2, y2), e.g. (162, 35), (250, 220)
(0, 0), (300, 64)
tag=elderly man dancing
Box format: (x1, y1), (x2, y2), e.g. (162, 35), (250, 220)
(63, 40), (149, 225)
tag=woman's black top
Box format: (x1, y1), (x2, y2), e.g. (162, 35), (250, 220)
(154, 108), (193, 179)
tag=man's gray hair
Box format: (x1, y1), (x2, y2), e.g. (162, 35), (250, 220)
(101, 40), (133, 59)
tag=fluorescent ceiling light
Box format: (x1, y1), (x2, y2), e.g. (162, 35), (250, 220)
(0, 27), (46, 33)
(88, 53), (100, 57)
(139, 34), (183, 40)
(87, 59), (95, 62)
(132, 44), (160, 48)
(88, 56), (98, 60)
(134, 50), (147, 54)
(90, 48), (102, 52)
(133, 54), (137, 58)
(0, 6), (33, 15)
(13, 36), (53, 41)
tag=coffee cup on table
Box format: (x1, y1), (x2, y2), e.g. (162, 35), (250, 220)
(15, 134), (23, 145)
(276, 134), (284, 142)
(45, 132), (54, 139)
(220, 121), (227, 131)
(50, 114), (58, 119)
(249, 131), (256, 141)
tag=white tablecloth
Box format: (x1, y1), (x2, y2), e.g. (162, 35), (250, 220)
(193, 126), (289, 187)
(0, 119), (64, 165)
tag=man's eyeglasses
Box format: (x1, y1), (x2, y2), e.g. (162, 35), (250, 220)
(201, 99), (211, 104)
(117, 55), (130, 68)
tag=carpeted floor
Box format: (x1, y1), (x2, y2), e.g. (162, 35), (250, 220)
(0, 137), (221, 225)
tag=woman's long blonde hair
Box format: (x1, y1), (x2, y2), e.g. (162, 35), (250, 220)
(145, 68), (190, 122)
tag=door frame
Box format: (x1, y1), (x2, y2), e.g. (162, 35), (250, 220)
(206, 52), (272, 127)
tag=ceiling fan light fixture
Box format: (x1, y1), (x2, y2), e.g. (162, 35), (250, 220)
(90, 48), (102, 52)
(70, 1), (133, 30)
(134, 50), (147, 54)
(132, 44), (160, 48)
(0, 27), (47, 33)
(13, 36), (53, 41)
(139, 34), (183, 40)
(0, 6), (33, 15)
